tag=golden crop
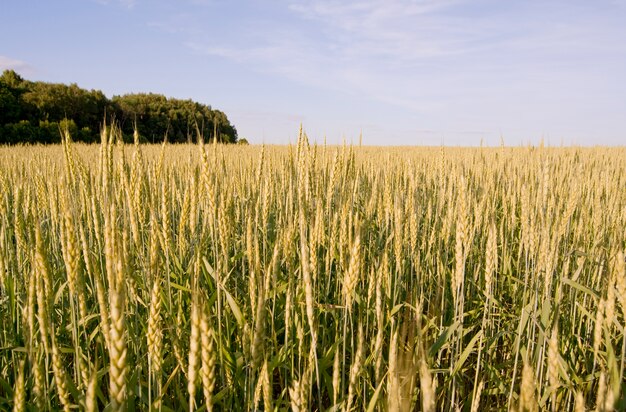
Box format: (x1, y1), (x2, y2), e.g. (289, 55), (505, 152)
(0, 128), (624, 411)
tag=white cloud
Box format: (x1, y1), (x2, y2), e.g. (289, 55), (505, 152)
(0, 56), (35, 74)
(94, 0), (136, 9)
(287, 0), (478, 61)
(173, 0), (626, 129)
(184, 1), (478, 113)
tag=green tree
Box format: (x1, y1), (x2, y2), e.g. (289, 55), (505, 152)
(0, 70), (237, 145)
(112, 93), (237, 143)
(0, 70), (26, 124)
(0, 70), (25, 88)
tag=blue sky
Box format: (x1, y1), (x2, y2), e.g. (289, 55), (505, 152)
(1, 0), (625, 145)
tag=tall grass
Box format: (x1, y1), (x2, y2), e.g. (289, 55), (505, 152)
(0, 128), (624, 411)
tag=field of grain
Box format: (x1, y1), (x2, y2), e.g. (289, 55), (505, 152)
(0, 129), (624, 411)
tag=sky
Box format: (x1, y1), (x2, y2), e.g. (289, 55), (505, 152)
(1, 0), (626, 145)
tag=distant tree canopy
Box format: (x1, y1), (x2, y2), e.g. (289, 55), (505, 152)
(0, 70), (237, 144)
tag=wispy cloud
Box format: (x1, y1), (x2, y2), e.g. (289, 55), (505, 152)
(0, 56), (35, 74)
(183, 0), (597, 111)
(151, 0), (626, 142)
(148, 14), (203, 35)
(287, 0), (473, 62)
(184, 29), (344, 94)
(93, 0), (136, 9)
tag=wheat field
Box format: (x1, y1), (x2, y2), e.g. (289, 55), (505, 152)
(0, 128), (624, 411)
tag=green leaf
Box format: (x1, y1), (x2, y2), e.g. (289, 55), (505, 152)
(429, 321), (460, 358)
(605, 326), (620, 396)
(561, 277), (599, 300)
(203, 257), (244, 327)
(366, 376), (386, 412)
(452, 330), (483, 375)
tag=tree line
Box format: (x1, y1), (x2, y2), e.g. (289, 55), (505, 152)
(0, 70), (238, 144)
